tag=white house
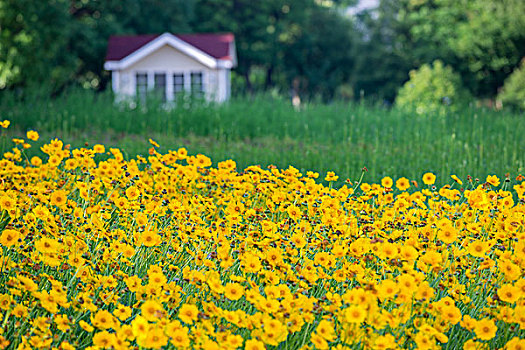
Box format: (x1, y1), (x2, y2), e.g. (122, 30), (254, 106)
(104, 32), (237, 103)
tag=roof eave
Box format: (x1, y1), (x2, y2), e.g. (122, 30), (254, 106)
(104, 33), (219, 71)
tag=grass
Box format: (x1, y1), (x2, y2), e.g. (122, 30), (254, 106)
(2, 88), (524, 185)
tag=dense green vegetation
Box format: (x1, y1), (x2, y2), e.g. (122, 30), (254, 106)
(1, 0), (524, 105)
(3, 90), (524, 185)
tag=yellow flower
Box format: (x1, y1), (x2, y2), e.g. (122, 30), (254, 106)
(0, 120), (10, 128)
(344, 305), (366, 324)
(316, 320), (336, 341)
(26, 130), (39, 141)
(54, 314), (70, 332)
(0, 294), (12, 310)
(474, 318), (497, 340)
(381, 176), (393, 188)
(287, 205), (302, 221)
(486, 175), (500, 187)
(505, 337), (525, 350)
(396, 177), (410, 191)
(497, 284), (520, 303)
(31, 156), (42, 166)
(245, 339), (266, 350)
(311, 332), (329, 349)
(34, 237), (60, 254)
(451, 174), (463, 185)
(139, 230), (161, 247)
(50, 190), (68, 208)
(169, 327), (190, 348)
(422, 172), (436, 185)
(113, 305), (132, 321)
(437, 225), (458, 244)
(224, 283), (244, 301)
(141, 300), (164, 322)
(92, 331), (116, 349)
(0, 229), (19, 247)
(440, 305), (462, 324)
(178, 303), (199, 324)
(79, 320), (94, 333)
(0, 196), (15, 211)
(377, 279), (399, 301)
(467, 240), (490, 258)
(91, 310), (117, 330)
(93, 144), (106, 153)
(125, 186), (140, 200)
(132, 315), (150, 339)
(325, 171), (339, 182)
(140, 327), (168, 349)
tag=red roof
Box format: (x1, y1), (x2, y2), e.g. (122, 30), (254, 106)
(105, 33), (235, 61)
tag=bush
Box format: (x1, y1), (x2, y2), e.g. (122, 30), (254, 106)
(498, 59), (525, 111)
(396, 60), (470, 115)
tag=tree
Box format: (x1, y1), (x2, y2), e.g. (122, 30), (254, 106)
(401, 0), (525, 97)
(351, 0), (416, 102)
(396, 60), (470, 114)
(0, 0), (74, 91)
(283, 5), (356, 100)
(498, 58), (525, 111)
(0, 0), (195, 92)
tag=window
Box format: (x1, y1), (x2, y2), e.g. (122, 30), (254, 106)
(191, 72), (204, 97)
(136, 73), (148, 101)
(173, 73), (184, 99)
(154, 73), (166, 102)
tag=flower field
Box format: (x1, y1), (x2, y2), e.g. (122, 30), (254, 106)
(1, 126), (525, 350)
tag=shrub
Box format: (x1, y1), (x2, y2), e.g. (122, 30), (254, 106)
(498, 58), (525, 111)
(396, 60), (470, 115)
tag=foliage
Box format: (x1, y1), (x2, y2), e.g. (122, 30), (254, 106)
(396, 60), (470, 115)
(0, 123), (525, 349)
(498, 59), (525, 111)
(401, 0), (525, 97)
(0, 0), (193, 92)
(351, 0), (419, 102)
(0, 0), (524, 100)
(191, 1), (357, 99)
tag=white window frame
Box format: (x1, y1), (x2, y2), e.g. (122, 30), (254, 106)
(153, 72), (167, 102)
(132, 69), (209, 102)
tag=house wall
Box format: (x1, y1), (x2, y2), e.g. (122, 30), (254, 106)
(114, 44), (229, 102)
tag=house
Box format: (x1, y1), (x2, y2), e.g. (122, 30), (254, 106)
(104, 32), (237, 103)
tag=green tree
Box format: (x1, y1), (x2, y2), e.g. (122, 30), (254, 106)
(193, 0), (356, 99)
(396, 60), (470, 114)
(191, 0), (302, 92)
(283, 5), (356, 100)
(0, 0), (74, 91)
(402, 0), (525, 97)
(351, 0), (416, 102)
(498, 58), (525, 111)
(0, 0), (195, 92)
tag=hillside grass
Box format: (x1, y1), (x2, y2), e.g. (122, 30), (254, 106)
(2, 89), (524, 185)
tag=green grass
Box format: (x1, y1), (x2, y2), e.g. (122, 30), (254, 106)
(2, 88), (524, 185)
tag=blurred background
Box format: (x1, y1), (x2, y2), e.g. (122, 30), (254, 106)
(1, 0), (524, 106)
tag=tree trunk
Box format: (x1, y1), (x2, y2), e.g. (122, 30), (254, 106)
(265, 66), (273, 90)
(243, 70), (253, 95)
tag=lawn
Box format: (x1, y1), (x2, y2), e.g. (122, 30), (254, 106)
(3, 89), (524, 186)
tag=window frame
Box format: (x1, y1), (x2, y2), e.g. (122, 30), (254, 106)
(135, 72), (148, 101)
(173, 73), (185, 99)
(153, 72), (167, 102)
(190, 71), (204, 97)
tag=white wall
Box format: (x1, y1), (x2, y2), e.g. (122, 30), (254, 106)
(114, 44), (230, 102)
